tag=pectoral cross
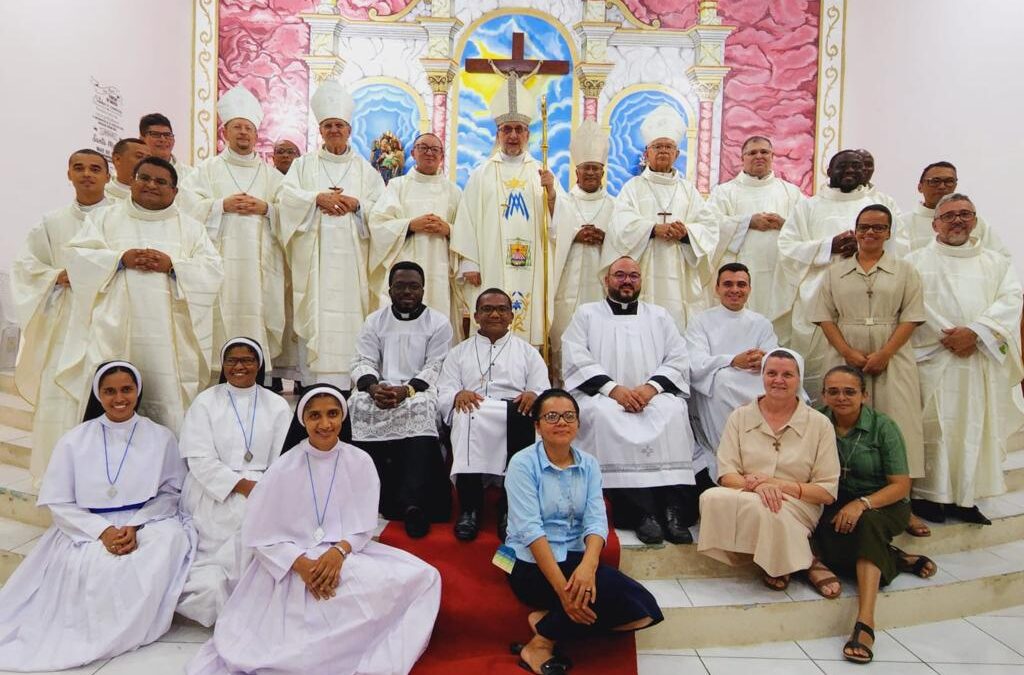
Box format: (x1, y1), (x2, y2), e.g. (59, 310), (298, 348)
(658, 212), (672, 224)
(772, 438), (781, 452)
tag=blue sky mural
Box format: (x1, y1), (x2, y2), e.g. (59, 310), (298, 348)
(351, 83), (420, 176)
(606, 90), (690, 196)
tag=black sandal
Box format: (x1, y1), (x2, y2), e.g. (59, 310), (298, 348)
(843, 621), (874, 664)
(510, 642), (572, 671)
(893, 548), (937, 578)
(515, 656), (568, 675)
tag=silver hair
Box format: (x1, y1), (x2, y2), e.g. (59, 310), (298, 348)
(934, 192), (974, 213)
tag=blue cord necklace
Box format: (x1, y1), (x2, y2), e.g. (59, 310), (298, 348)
(227, 387), (258, 462)
(306, 450), (340, 543)
(102, 421), (138, 498)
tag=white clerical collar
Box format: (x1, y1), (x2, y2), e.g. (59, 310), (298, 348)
(475, 330), (511, 346)
(715, 304), (747, 319)
(499, 151), (526, 164)
(411, 167), (445, 183)
(224, 148), (259, 167)
(819, 185), (868, 202)
(570, 185), (606, 201)
(915, 202), (935, 217)
(934, 237), (982, 258)
(642, 167), (679, 186)
(736, 171), (774, 187)
(127, 199), (178, 221)
(319, 146), (352, 163)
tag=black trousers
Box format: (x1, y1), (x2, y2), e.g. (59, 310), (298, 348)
(508, 551), (663, 641)
(453, 401), (535, 514)
(678, 468), (716, 526)
(606, 469), (715, 528)
(354, 436), (451, 522)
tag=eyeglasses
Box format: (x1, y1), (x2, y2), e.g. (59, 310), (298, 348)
(923, 177), (957, 187)
(539, 411), (578, 424)
(145, 131), (174, 140)
(413, 144), (443, 154)
(648, 143), (677, 152)
(824, 387), (860, 397)
(855, 223), (890, 233)
(274, 147), (299, 156)
(224, 356), (259, 367)
(135, 172), (171, 187)
(477, 305), (513, 315)
(611, 271), (641, 281)
(390, 282), (423, 292)
(936, 210), (976, 223)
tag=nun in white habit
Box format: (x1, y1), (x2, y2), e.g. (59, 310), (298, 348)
(187, 385), (442, 675)
(176, 337), (292, 626)
(0, 361), (195, 672)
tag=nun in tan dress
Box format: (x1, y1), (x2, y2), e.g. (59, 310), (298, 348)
(698, 349), (841, 591)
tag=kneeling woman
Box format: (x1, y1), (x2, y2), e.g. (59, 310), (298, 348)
(0, 361), (195, 671)
(506, 389), (662, 675)
(188, 385), (441, 675)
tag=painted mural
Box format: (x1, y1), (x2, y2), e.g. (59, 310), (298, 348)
(605, 89), (690, 196)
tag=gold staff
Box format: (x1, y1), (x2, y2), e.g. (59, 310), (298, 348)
(539, 95), (552, 363)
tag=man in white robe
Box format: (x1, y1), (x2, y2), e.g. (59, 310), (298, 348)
(561, 256), (696, 545)
(368, 133), (466, 331)
(777, 149), (910, 397)
(277, 81), (384, 391)
(906, 193), (1024, 525)
(272, 139), (300, 175)
(603, 104), (717, 332)
(105, 138), (149, 202)
(685, 262), (778, 483)
(349, 262), (453, 538)
(551, 121), (615, 377)
(56, 157), (224, 432)
(140, 112), (194, 184)
(268, 138), (303, 390)
(701, 136), (803, 328)
(12, 149), (111, 486)
(179, 85), (286, 370)
(450, 76), (561, 348)
(437, 288), (550, 541)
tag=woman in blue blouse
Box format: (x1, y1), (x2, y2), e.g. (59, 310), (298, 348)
(505, 388), (663, 675)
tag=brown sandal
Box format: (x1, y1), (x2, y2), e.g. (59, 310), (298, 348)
(806, 559), (842, 599)
(762, 573), (790, 591)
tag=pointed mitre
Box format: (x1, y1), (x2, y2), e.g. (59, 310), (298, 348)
(217, 85), (264, 128)
(640, 103), (686, 146)
(311, 80), (355, 124)
(570, 121), (609, 165)
(489, 75), (536, 127)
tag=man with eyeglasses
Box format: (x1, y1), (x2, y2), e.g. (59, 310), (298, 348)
(437, 288), (550, 541)
(349, 261), (454, 538)
(57, 156), (224, 432)
(561, 256), (696, 545)
(369, 132), (468, 334)
(905, 193), (1023, 526)
(603, 104), (717, 333)
(902, 161), (1009, 255)
(105, 137), (149, 202)
(272, 139), (300, 175)
(139, 112), (195, 184)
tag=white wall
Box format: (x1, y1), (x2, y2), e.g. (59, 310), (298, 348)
(842, 0), (1024, 277)
(0, 0), (192, 273)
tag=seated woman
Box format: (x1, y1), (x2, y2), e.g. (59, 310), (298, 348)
(176, 337), (293, 626)
(815, 366), (937, 664)
(187, 385), (442, 675)
(0, 361), (194, 671)
(505, 388), (663, 675)
(697, 349), (842, 596)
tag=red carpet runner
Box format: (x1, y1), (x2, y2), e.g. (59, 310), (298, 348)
(379, 493), (638, 674)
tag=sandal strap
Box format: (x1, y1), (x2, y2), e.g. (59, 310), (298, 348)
(853, 620), (875, 640)
(844, 639), (874, 660)
(912, 555), (934, 576)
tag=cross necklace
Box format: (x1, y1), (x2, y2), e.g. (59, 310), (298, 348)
(224, 158), (262, 196)
(321, 157), (354, 193)
(474, 334), (512, 393)
(645, 178), (679, 225)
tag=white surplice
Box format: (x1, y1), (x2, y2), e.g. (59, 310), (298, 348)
(176, 382), (292, 626)
(277, 147), (385, 389)
(187, 439), (441, 675)
(368, 168), (465, 325)
(12, 199), (109, 486)
(56, 200), (224, 432)
(437, 332), (550, 476)
(603, 168), (717, 332)
(104, 179), (132, 202)
(0, 414), (195, 671)
(349, 306), (452, 442)
(178, 150), (286, 365)
(901, 202), (1011, 256)
(562, 300), (696, 488)
(684, 305), (779, 478)
(906, 238), (1024, 506)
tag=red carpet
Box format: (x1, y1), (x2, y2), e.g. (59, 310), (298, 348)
(380, 491), (637, 675)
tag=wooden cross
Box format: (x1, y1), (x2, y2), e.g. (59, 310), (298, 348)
(658, 211), (673, 224)
(465, 32), (570, 78)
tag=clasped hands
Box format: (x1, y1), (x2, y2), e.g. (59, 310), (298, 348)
(121, 248), (173, 274)
(608, 383), (657, 413)
(731, 348), (766, 372)
(409, 213), (451, 237)
(653, 220), (687, 240)
(368, 383), (410, 410)
(573, 224), (605, 246)
(741, 474), (789, 514)
(749, 212), (785, 231)
(294, 547), (345, 601)
(831, 230), (858, 258)
(316, 189), (360, 216)
(841, 347), (892, 374)
(99, 525), (138, 556)
(940, 326), (978, 358)
(223, 193), (269, 216)
(560, 560), (598, 625)
(453, 390), (537, 415)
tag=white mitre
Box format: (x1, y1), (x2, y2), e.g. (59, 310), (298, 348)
(640, 104), (686, 146)
(490, 75), (536, 126)
(311, 80), (355, 124)
(570, 120), (609, 165)
(217, 85), (264, 128)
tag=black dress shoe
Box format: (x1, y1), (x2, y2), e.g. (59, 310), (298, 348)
(268, 377), (284, 394)
(949, 504), (992, 525)
(497, 511), (508, 542)
(663, 507), (693, 544)
(404, 506), (430, 538)
(454, 510), (479, 541)
(911, 498), (946, 523)
(635, 514), (664, 545)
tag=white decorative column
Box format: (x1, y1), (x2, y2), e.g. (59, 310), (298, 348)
(419, 11), (463, 144)
(574, 15), (617, 122)
(300, 13), (348, 150)
(685, 1), (733, 194)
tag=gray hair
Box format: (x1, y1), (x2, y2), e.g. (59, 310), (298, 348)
(934, 192), (974, 213)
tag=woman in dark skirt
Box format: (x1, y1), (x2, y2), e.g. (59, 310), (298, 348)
(815, 366), (937, 664)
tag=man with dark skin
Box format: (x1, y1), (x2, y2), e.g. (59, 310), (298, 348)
(826, 150), (864, 258)
(120, 159), (179, 274)
(272, 140), (300, 175)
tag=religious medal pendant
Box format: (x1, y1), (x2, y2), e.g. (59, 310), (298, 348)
(107, 485), (117, 498)
(314, 526), (325, 543)
(244, 451), (254, 462)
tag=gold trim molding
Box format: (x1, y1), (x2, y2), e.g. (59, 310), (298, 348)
(605, 0), (661, 29)
(813, 0), (847, 192)
(190, 0), (218, 164)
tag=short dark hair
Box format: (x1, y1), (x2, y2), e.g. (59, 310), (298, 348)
(822, 365), (866, 392)
(133, 156), (178, 188)
(112, 137), (146, 157)
(389, 260), (425, 285)
(741, 136), (772, 153)
(856, 204), (893, 227)
(828, 149), (863, 172)
(69, 148), (109, 170)
(717, 262), (750, 284)
(139, 113), (173, 135)
(919, 161), (957, 183)
(530, 388), (580, 422)
(475, 288), (513, 310)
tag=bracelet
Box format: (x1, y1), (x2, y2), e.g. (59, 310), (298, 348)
(859, 496), (873, 510)
(795, 482), (803, 500)
(333, 543), (349, 558)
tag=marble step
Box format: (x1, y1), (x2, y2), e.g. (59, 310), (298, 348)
(0, 370), (15, 397)
(0, 466), (49, 529)
(0, 514), (45, 585)
(636, 540), (1024, 650)
(0, 424), (30, 470)
(0, 392), (32, 433)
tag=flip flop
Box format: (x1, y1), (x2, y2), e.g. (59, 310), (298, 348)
(843, 621), (874, 664)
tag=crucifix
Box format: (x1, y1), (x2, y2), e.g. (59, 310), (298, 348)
(465, 32), (571, 79)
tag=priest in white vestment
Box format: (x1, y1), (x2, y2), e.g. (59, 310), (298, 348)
(603, 105), (717, 332)
(437, 288), (550, 541)
(777, 149), (909, 398)
(178, 85), (286, 369)
(13, 149), (111, 487)
(268, 139), (304, 388)
(450, 76), (562, 348)
(550, 121), (616, 377)
(104, 137), (148, 202)
(368, 132), (466, 331)
(349, 262), (453, 538)
(686, 262), (779, 482)
(177, 338), (292, 626)
(906, 193), (1024, 525)
(140, 112), (195, 184)
(562, 256), (696, 545)
(56, 157), (224, 432)
(700, 136), (803, 328)
(0, 362), (195, 671)
(277, 81), (385, 391)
